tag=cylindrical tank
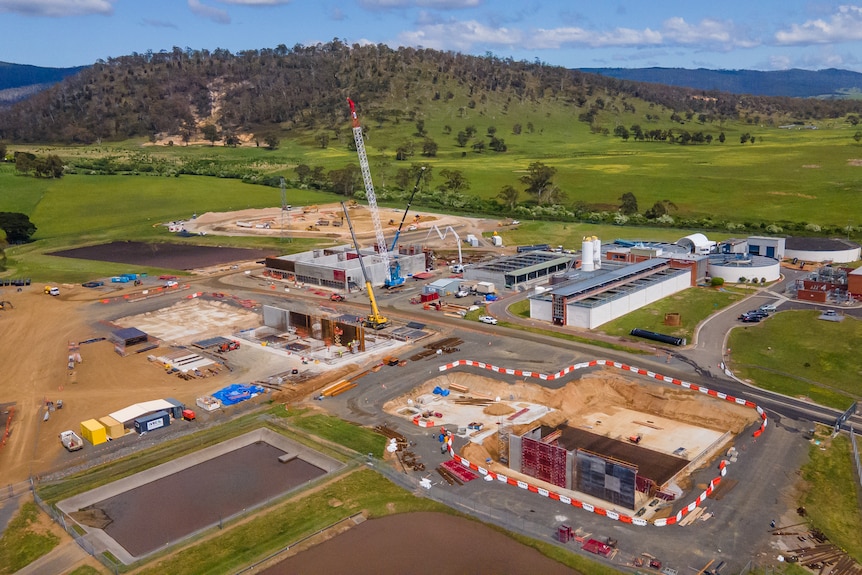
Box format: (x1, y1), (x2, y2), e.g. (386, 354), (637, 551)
(593, 236), (602, 269)
(582, 238), (594, 272)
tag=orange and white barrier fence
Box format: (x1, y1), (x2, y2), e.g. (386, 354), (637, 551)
(438, 359), (767, 526)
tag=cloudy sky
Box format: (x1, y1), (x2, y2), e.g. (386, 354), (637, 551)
(2, 0), (862, 71)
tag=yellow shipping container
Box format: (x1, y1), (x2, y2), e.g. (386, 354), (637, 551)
(98, 416), (124, 439)
(80, 419), (107, 445)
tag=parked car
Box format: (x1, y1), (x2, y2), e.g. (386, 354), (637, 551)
(479, 316), (498, 325)
(739, 315), (761, 323)
(825, 309), (837, 316)
(759, 304), (778, 312)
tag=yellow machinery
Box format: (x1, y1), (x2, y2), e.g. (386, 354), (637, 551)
(341, 202), (389, 330)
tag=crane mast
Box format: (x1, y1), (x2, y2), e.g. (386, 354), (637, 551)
(348, 98), (389, 273)
(341, 201), (388, 329)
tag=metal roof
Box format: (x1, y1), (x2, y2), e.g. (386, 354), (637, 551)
(473, 251), (572, 273)
(548, 259), (669, 298)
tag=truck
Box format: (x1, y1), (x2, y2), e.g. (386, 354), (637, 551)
(59, 430), (83, 451)
(473, 281), (496, 295)
(44, 286), (60, 296)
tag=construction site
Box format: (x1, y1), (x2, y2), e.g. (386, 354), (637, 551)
(382, 366), (758, 521)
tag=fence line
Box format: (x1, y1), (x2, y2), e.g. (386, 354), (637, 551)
(0, 479), (33, 502)
(851, 426), (861, 488)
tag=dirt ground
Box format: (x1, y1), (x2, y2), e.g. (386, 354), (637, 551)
(0, 285), (344, 484)
(49, 241), (276, 270)
(186, 203), (508, 252)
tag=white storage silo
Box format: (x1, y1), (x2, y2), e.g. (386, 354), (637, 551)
(581, 237), (594, 272)
(593, 236), (602, 269)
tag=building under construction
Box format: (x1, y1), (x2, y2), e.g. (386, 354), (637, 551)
(509, 423), (695, 509)
(263, 244), (427, 290)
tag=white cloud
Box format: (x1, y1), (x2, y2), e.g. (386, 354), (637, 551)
(529, 26), (663, 49)
(360, 0), (479, 9)
(0, 0), (113, 17)
(188, 0), (230, 24)
(398, 19), (520, 51)
(397, 15), (758, 54)
(213, 0), (291, 5)
(531, 17), (755, 51)
(775, 5), (862, 45)
(416, 0), (482, 8)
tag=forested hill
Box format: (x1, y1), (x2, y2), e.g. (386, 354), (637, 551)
(1, 42), (862, 144)
(579, 67), (862, 99)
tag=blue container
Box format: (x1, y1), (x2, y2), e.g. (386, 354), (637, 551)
(134, 410), (170, 434)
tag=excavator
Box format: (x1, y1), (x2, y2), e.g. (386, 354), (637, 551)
(341, 201), (389, 330)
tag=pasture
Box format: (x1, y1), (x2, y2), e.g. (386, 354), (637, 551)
(2, 110), (862, 281)
(728, 311), (862, 409)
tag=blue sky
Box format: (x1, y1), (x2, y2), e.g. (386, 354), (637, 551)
(2, 0), (862, 71)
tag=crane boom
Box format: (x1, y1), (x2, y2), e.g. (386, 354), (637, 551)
(389, 167), (425, 252)
(348, 98), (389, 272)
(341, 201), (388, 329)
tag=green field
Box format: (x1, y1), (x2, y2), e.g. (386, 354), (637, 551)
(800, 429), (862, 562)
(600, 285), (746, 344)
(728, 311), (862, 409)
(3, 105), (862, 281)
(0, 502), (60, 575)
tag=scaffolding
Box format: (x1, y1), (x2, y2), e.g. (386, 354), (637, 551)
(498, 421), (512, 464)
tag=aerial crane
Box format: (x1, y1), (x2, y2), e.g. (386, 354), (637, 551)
(347, 98), (392, 279)
(384, 167), (425, 287)
(341, 201), (389, 330)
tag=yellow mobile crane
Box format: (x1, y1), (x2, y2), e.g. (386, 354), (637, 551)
(341, 201), (389, 330)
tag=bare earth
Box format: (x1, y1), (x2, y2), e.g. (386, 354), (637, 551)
(0, 286), (298, 483)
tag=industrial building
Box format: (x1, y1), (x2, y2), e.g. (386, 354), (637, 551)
(462, 250), (575, 290)
(528, 238), (703, 329)
(794, 265), (858, 304)
(784, 237), (861, 264)
(263, 244), (427, 290)
(522, 230), (796, 329)
(530, 258), (693, 329)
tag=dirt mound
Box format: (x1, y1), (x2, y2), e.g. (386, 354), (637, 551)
(71, 507), (112, 529)
(385, 368), (756, 437)
(484, 403), (515, 416)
